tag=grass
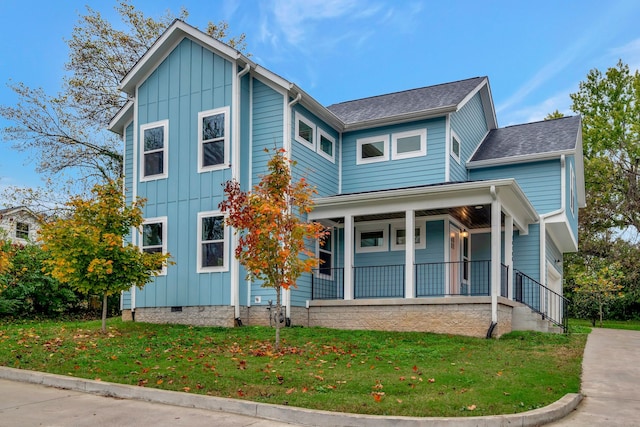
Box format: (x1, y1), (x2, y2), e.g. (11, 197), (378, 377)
(0, 318), (586, 417)
(568, 318), (640, 331)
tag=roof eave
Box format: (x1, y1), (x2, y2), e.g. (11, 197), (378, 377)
(290, 83), (344, 131)
(466, 149), (576, 169)
(108, 100), (134, 135)
(342, 106), (457, 132)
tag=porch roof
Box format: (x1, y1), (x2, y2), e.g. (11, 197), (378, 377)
(309, 179), (539, 234)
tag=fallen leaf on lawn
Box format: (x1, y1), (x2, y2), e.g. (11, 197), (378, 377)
(428, 378), (435, 383)
(467, 404), (477, 411)
(286, 388), (296, 394)
(302, 387), (308, 393)
(399, 376), (405, 381)
(497, 371), (503, 376)
(412, 365), (418, 372)
(236, 389), (244, 397)
(156, 379), (163, 385)
(372, 392), (385, 402)
(183, 387), (190, 392)
(503, 392), (510, 396)
(397, 399), (403, 403)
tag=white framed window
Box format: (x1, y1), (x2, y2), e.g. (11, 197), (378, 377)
(317, 230), (333, 278)
(15, 222), (29, 240)
(140, 120), (168, 181)
(317, 128), (335, 163)
(141, 217), (168, 275)
(392, 129), (427, 160)
(295, 112), (315, 150)
(356, 225), (388, 253)
(451, 130), (461, 162)
(390, 222), (426, 251)
(356, 135), (389, 165)
(570, 163), (575, 215)
(197, 211), (228, 273)
(198, 106), (230, 172)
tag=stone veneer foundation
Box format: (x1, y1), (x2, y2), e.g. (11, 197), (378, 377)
(122, 297), (518, 338)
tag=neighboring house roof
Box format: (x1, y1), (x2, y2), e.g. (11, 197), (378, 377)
(327, 77), (487, 126)
(470, 115), (582, 163)
(0, 206), (40, 219)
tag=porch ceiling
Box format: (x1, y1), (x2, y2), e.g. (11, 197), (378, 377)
(326, 205), (498, 229)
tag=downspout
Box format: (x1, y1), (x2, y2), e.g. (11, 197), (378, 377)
(283, 91), (302, 321)
(232, 63), (251, 323)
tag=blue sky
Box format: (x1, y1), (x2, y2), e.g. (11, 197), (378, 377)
(1, 0), (640, 201)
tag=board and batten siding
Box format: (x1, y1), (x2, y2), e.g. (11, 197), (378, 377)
(134, 38), (234, 309)
(249, 77), (285, 307)
(341, 118), (446, 194)
(290, 104), (340, 197)
(449, 93), (488, 182)
(469, 160), (561, 215)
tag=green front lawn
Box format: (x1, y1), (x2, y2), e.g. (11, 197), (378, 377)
(0, 318), (586, 417)
(569, 318), (640, 331)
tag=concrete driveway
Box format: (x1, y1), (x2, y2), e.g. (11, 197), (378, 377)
(548, 328), (640, 426)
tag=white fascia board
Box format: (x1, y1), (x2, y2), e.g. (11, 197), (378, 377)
(119, 20), (248, 96)
(108, 100), (134, 135)
(574, 129), (586, 207)
(252, 65), (290, 92)
(342, 106), (457, 132)
(480, 78), (498, 129)
(309, 179), (538, 231)
(465, 149), (575, 169)
(290, 84), (343, 131)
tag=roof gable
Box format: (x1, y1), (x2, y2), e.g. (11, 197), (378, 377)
(326, 77), (493, 130)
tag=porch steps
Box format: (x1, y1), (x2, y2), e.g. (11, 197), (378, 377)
(512, 306), (563, 334)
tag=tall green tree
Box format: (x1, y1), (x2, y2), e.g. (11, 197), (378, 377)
(220, 149), (326, 349)
(1, 0), (245, 203)
(40, 180), (170, 332)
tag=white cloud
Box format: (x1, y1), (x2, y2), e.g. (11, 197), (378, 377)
(609, 38), (640, 72)
(500, 90), (574, 126)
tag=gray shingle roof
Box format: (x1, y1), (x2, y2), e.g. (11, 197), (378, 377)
(326, 77), (487, 125)
(470, 115), (581, 162)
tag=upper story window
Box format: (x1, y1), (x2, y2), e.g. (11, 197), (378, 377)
(142, 217), (167, 275)
(197, 212), (227, 272)
(451, 130), (461, 162)
(198, 107), (230, 172)
(317, 128), (335, 163)
(391, 129), (427, 160)
(140, 120), (168, 181)
(295, 112), (315, 150)
(15, 222), (29, 240)
(356, 135), (389, 165)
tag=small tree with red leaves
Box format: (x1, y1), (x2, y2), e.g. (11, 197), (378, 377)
(220, 148), (325, 349)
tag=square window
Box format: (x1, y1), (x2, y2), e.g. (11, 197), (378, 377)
(198, 107), (229, 172)
(295, 112), (315, 150)
(140, 120), (168, 180)
(198, 212), (227, 272)
(356, 136), (389, 165)
(392, 129), (426, 160)
(391, 222), (426, 251)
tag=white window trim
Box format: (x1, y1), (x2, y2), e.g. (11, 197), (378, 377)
(390, 222), (426, 251)
(294, 112), (316, 150)
(392, 129), (427, 160)
(356, 135), (389, 165)
(570, 163), (575, 216)
(450, 130), (461, 163)
(356, 224), (388, 253)
(141, 216), (168, 276)
(198, 106), (230, 173)
(317, 128), (336, 163)
(197, 211), (229, 273)
(140, 120), (169, 182)
(317, 230), (333, 279)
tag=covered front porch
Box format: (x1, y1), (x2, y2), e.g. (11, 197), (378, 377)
(306, 180), (567, 336)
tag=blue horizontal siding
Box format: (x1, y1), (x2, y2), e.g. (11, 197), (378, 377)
(513, 225), (540, 282)
(469, 159), (561, 215)
(342, 118), (446, 193)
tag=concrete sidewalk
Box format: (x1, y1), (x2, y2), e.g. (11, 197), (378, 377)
(548, 328), (640, 426)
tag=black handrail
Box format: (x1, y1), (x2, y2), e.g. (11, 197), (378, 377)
(514, 270), (568, 332)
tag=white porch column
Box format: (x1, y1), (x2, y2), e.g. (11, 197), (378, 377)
(504, 214), (513, 300)
(490, 195), (502, 324)
(344, 215), (354, 300)
(405, 210), (415, 298)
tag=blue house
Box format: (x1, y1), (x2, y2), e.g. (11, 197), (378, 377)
(109, 21), (584, 337)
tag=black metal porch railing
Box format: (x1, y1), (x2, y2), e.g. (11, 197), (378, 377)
(501, 263), (509, 297)
(354, 264), (405, 299)
(311, 267), (344, 300)
(415, 260), (492, 296)
(514, 270), (568, 332)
